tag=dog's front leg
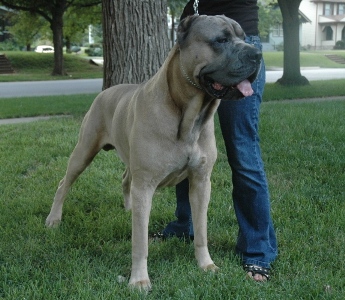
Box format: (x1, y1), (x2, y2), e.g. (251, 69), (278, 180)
(128, 181), (155, 291)
(189, 176), (219, 272)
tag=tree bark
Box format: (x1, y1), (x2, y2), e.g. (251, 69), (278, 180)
(277, 0), (309, 86)
(51, 2), (66, 76)
(102, 0), (169, 89)
(65, 36), (71, 53)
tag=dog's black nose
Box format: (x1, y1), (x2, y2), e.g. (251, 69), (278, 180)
(239, 47), (262, 64)
(248, 48), (262, 64)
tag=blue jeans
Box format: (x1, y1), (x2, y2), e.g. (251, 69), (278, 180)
(163, 36), (277, 268)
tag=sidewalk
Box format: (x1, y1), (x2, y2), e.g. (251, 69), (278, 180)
(0, 115), (70, 125)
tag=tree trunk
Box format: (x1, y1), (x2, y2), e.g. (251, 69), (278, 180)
(277, 0), (309, 85)
(51, 2), (66, 76)
(65, 36), (71, 53)
(102, 0), (169, 89)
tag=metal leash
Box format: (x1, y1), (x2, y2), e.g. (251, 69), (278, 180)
(193, 0), (199, 15)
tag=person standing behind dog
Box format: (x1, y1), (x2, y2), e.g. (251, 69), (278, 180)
(162, 0), (278, 282)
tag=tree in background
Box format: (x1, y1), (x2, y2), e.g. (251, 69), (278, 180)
(64, 3), (101, 53)
(277, 0), (309, 85)
(258, 1), (282, 41)
(102, 0), (169, 89)
(167, 0), (185, 47)
(0, 0), (100, 75)
(8, 11), (48, 51)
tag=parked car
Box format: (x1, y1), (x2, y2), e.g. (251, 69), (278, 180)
(35, 45), (54, 53)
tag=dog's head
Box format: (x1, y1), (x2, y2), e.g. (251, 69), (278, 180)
(177, 15), (262, 100)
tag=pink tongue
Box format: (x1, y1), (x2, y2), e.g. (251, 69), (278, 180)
(212, 80), (253, 97)
(212, 82), (224, 91)
(236, 79), (253, 96)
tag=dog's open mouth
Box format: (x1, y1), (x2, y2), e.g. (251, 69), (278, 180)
(206, 78), (253, 98)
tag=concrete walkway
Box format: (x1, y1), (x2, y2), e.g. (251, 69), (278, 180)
(0, 115), (71, 125)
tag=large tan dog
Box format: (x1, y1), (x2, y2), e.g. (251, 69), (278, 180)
(46, 15), (262, 290)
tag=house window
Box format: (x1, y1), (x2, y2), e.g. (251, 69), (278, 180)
(324, 3), (333, 16)
(339, 4), (345, 15)
(323, 26), (333, 40)
(272, 23), (283, 37)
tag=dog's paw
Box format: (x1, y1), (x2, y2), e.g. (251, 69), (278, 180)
(201, 263), (219, 273)
(128, 279), (152, 292)
(45, 215), (61, 227)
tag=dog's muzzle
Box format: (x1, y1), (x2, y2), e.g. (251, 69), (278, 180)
(199, 47), (262, 100)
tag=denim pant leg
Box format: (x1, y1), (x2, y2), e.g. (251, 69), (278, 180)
(217, 36), (277, 268)
(162, 178), (194, 238)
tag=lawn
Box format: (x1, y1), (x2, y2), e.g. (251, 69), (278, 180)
(0, 96), (344, 298)
(263, 50), (345, 69)
(0, 94), (97, 119)
(0, 51), (103, 82)
(0, 49), (344, 298)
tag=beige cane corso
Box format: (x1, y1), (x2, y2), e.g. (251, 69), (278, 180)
(46, 15), (262, 290)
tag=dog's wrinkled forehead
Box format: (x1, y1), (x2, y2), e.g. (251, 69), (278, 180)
(177, 15), (245, 48)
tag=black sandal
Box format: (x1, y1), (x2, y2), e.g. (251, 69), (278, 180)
(243, 264), (270, 281)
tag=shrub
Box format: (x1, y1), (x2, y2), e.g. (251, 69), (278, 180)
(334, 40), (345, 50)
(84, 43), (103, 56)
(275, 42), (284, 51)
(0, 39), (20, 51)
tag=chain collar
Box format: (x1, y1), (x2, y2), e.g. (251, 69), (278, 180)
(180, 60), (203, 90)
(179, 0), (201, 90)
(193, 0), (199, 15)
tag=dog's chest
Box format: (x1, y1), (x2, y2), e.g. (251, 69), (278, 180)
(157, 143), (209, 188)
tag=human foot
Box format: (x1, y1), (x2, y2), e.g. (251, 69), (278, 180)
(243, 264), (270, 282)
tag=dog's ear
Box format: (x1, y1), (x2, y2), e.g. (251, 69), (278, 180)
(231, 19), (246, 39)
(177, 15), (199, 47)
(216, 15), (245, 39)
(221, 16), (246, 39)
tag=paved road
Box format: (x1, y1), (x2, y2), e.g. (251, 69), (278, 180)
(266, 68), (345, 83)
(0, 68), (344, 98)
(0, 78), (103, 98)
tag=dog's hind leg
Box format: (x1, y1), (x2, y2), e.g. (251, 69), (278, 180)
(46, 121), (103, 227)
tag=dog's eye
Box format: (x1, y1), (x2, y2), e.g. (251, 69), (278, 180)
(216, 38), (229, 44)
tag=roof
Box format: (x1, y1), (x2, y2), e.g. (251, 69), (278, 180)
(299, 9), (312, 23)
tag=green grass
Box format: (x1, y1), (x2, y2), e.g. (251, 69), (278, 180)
(263, 79), (345, 101)
(0, 49), (344, 298)
(0, 51), (103, 81)
(0, 99), (344, 298)
(263, 50), (345, 69)
(1, 80), (345, 120)
(0, 94), (97, 119)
